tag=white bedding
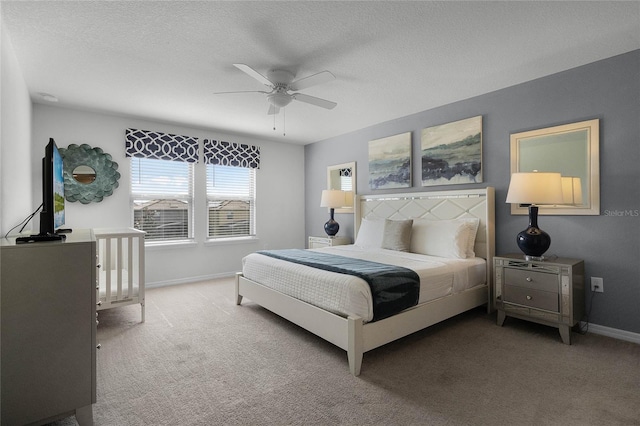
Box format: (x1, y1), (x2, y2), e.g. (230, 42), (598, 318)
(241, 245), (486, 323)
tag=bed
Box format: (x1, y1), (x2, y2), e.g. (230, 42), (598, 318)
(236, 187), (495, 375)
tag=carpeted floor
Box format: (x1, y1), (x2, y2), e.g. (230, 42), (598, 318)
(49, 277), (640, 425)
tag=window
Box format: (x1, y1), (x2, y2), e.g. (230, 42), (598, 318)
(206, 164), (256, 239)
(340, 168), (353, 192)
(126, 132), (258, 242)
(131, 157), (194, 241)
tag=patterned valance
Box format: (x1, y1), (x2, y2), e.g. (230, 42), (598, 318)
(203, 139), (260, 169)
(340, 168), (352, 177)
(125, 128), (199, 163)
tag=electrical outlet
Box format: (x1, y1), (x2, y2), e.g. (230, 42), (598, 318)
(591, 277), (604, 293)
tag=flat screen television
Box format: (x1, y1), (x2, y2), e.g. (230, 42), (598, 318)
(39, 138), (65, 236)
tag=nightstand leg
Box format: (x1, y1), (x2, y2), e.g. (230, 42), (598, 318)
(559, 325), (571, 345)
(497, 310), (506, 326)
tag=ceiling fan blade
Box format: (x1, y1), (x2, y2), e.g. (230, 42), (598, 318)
(289, 71), (335, 91)
(233, 63), (273, 87)
(213, 90), (269, 95)
(292, 93), (337, 110)
(267, 104), (280, 115)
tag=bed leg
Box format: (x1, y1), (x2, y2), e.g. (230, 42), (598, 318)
(141, 300), (145, 323)
(235, 272), (243, 305)
(348, 316), (363, 376)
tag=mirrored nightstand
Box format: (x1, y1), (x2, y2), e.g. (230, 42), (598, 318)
(495, 254), (585, 344)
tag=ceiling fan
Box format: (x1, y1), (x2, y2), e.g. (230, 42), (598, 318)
(216, 64), (337, 115)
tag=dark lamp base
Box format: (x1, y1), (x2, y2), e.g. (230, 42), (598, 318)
(324, 207), (340, 236)
(324, 219), (339, 236)
(516, 205), (552, 259)
(516, 227), (551, 258)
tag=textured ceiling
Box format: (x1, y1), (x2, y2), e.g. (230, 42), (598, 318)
(2, 1), (639, 145)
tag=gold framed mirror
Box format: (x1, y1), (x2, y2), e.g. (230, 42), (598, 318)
(510, 119), (599, 215)
(327, 162), (356, 214)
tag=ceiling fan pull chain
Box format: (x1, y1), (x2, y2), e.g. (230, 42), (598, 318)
(283, 108), (286, 136)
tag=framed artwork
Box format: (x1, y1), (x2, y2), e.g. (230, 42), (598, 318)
(368, 132), (411, 189)
(421, 115), (482, 186)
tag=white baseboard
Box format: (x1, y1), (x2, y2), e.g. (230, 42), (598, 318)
(147, 272), (236, 289)
(582, 322), (640, 344)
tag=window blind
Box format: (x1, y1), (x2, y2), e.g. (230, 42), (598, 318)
(340, 168), (353, 192)
(131, 157), (194, 241)
(206, 164), (256, 239)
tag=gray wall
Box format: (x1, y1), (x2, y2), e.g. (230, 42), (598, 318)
(305, 50), (640, 334)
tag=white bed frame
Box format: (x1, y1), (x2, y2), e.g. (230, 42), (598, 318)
(236, 187), (495, 376)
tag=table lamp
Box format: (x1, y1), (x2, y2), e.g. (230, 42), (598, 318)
(506, 172), (563, 260)
(320, 190), (348, 236)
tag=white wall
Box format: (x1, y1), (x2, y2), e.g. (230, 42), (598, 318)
(1, 22), (33, 236)
(32, 105), (306, 285)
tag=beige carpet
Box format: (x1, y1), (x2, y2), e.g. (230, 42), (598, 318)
(49, 277), (640, 425)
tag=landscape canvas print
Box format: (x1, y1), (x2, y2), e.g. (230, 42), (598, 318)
(369, 132), (411, 189)
(421, 116), (482, 186)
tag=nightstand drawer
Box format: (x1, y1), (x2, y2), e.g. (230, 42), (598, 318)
(504, 284), (558, 312)
(309, 237), (330, 248)
(504, 268), (557, 293)
(308, 236), (350, 249)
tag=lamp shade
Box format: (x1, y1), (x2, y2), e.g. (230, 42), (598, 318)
(506, 172), (564, 205)
(561, 176), (583, 205)
(320, 189), (347, 208)
(344, 191), (354, 207)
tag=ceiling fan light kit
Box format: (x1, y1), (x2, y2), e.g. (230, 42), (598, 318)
(267, 91), (293, 108)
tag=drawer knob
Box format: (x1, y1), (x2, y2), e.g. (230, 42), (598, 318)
(526, 277), (533, 282)
(96, 344), (102, 350)
(526, 295), (532, 300)
(97, 301), (102, 306)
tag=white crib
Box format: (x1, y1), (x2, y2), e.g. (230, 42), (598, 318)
(94, 228), (146, 322)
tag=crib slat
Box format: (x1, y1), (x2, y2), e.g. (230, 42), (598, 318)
(127, 236), (133, 299)
(105, 238), (112, 305)
(116, 237), (123, 300)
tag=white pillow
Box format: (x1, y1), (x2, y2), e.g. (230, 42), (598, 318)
(410, 218), (480, 259)
(381, 219), (413, 252)
(354, 218), (385, 248)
